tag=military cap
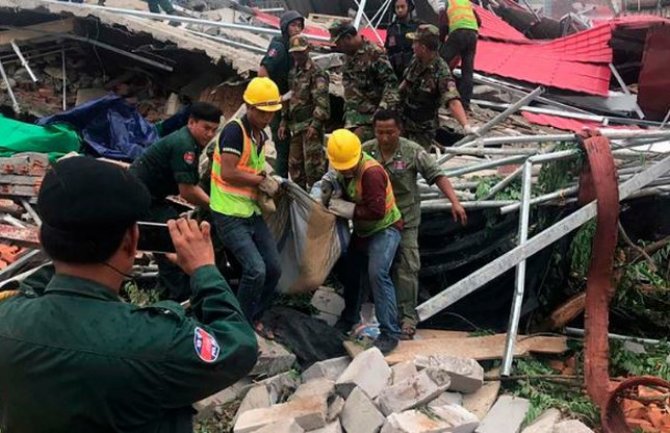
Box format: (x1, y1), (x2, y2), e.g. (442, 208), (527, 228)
(328, 20), (356, 43)
(38, 156), (151, 234)
(288, 34), (309, 52)
(406, 24), (440, 45)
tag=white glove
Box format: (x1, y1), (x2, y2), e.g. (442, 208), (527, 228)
(463, 124), (480, 136)
(328, 198), (356, 220)
(259, 175), (280, 197)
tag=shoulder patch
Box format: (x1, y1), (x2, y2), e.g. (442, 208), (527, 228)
(194, 326), (220, 363)
(183, 151), (196, 165)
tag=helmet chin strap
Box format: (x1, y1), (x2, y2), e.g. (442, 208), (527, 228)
(102, 262), (134, 280)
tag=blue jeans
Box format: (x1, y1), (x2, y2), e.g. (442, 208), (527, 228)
(340, 227), (402, 337)
(212, 213), (282, 323)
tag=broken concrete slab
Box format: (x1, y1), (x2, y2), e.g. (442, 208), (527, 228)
(233, 398), (327, 433)
(553, 420), (594, 433)
(311, 421), (343, 433)
(311, 286), (345, 316)
(428, 392), (463, 408)
(377, 370), (450, 415)
(302, 357), (351, 382)
(475, 395), (529, 433)
(252, 419), (304, 433)
(520, 408), (561, 433)
(246, 371), (301, 403)
(289, 378), (335, 402)
(415, 355), (484, 394)
(234, 385), (273, 424)
(390, 361), (418, 385)
(462, 381), (501, 421)
(336, 347), (391, 399)
(250, 336), (297, 377)
(195, 377), (252, 419)
(381, 404), (479, 433)
(327, 395), (345, 422)
(340, 386), (386, 433)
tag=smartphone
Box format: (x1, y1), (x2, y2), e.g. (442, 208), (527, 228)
(137, 222), (176, 254)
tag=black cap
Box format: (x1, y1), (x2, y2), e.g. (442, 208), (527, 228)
(38, 157), (151, 234)
(329, 20), (357, 43)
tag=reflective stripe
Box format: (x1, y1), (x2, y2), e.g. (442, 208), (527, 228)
(447, 0), (478, 31)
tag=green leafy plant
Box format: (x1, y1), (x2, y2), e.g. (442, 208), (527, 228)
(610, 339), (670, 381)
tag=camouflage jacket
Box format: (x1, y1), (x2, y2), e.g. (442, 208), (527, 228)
(399, 55), (460, 134)
(342, 40), (400, 129)
(281, 58), (330, 133)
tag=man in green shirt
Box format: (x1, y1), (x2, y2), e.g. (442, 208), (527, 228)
(362, 109), (467, 338)
(0, 157), (257, 433)
(130, 102), (221, 301)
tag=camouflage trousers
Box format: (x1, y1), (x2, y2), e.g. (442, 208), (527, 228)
(350, 125), (375, 144)
(405, 129), (436, 150)
(288, 128), (327, 190)
(393, 227), (420, 327)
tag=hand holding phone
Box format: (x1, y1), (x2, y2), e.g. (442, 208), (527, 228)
(137, 222), (176, 253)
(166, 219), (215, 275)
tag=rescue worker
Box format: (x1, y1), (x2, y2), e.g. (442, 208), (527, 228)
(210, 77), (283, 335)
(429, 0), (480, 109)
(278, 35), (330, 191)
(0, 157), (258, 433)
(130, 102), (221, 301)
(400, 24), (476, 149)
(362, 109), (467, 339)
(385, 0), (419, 79)
(325, 129), (403, 354)
(259, 10), (305, 178)
(329, 21), (400, 143)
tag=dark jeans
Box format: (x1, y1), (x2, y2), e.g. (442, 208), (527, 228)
(271, 113), (290, 178)
(212, 213), (281, 322)
(441, 29), (478, 108)
(340, 227), (402, 338)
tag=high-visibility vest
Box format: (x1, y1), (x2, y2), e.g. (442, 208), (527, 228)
(210, 119), (265, 218)
(343, 152), (402, 237)
(447, 0), (478, 32)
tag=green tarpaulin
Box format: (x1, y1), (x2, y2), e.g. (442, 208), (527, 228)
(0, 116), (81, 162)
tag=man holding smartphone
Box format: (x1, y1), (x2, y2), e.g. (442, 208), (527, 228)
(0, 157), (258, 432)
(130, 102), (222, 301)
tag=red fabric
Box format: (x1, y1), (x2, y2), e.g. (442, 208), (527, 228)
(353, 165), (388, 221)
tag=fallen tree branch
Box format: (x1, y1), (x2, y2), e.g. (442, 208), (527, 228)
(619, 221), (657, 272)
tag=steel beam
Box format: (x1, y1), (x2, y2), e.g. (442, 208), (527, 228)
(10, 42), (38, 82)
(0, 59), (19, 113)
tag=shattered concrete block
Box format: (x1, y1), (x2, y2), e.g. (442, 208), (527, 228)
(289, 378), (335, 402)
(520, 408), (561, 433)
(391, 361), (418, 385)
(428, 392), (463, 408)
(252, 419), (304, 433)
(302, 357), (351, 382)
(377, 370), (450, 415)
(415, 355), (484, 394)
(475, 395), (529, 433)
(311, 286), (345, 316)
(245, 371), (301, 403)
(553, 420), (594, 433)
(381, 404), (479, 433)
(234, 385), (273, 424)
(341, 387), (386, 433)
(195, 377), (253, 419)
(327, 395), (345, 422)
(623, 340), (646, 355)
(462, 381), (500, 421)
(250, 336), (297, 377)
(336, 347), (391, 399)
(234, 398), (327, 433)
(311, 421), (343, 433)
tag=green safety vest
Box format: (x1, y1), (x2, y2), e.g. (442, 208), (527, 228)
(210, 119), (265, 218)
(448, 0), (479, 32)
(343, 153), (402, 237)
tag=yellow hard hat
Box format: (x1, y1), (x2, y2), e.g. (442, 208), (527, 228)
(243, 77), (282, 112)
(327, 129), (362, 171)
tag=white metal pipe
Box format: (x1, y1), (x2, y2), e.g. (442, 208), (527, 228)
(188, 30), (267, 54)
(61, 48), (66, 111)
(353, 0), (369, 30)
(499, 186), (579, 214)
(10, 42), (38, 82)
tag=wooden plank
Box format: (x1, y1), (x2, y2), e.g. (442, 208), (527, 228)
(414, 329), (471, 339)
(0, 224), (39, 248)
(384, 334), (568, 365)
(543, 292), (586, 330)
(0, 18), (75, 45)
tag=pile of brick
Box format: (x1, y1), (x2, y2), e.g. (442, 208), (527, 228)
(620, 386), (670, 432)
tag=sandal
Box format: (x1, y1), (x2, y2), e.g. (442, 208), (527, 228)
(400, 323), (416, 340)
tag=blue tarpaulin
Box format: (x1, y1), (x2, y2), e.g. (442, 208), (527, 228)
(38, 95), (159, 161)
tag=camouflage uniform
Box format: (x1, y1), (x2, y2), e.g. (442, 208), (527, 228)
(280, 46), (330, 190)
(342, 40), (400, 142)
(400, 26), (461, 149)
(362, 137), (444, 328)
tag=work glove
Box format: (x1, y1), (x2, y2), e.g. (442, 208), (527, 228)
(259, 175), (281, 197)
(328, 198), (356, 220)
(463, 124), (480, 136)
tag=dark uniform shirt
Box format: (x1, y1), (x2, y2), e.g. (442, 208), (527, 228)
(385, 18), (419, 79)
(0, 265), (258, 433)
(218, 115), (268, 157)
(129, 126), (201, 201)
(260, 36), (292, 95)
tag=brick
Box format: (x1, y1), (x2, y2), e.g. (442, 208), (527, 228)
(251, 336), (297, 377)
(341, 387), (385, 433)
(377, 370), (450, 415)
(415, 356), (484, 394)
(428, 392), (463, 408)
(381, 405), (479, 433)
(289, 378), (335, 402)
(327, 395), (345, 422)
(195, 377), (253, 419)
(302, 357), (351, 382)
(475, 395), (529, 433)
(553, 420), (594, 433)
(234, 398), (327, 433)
(520, 409), (561, 433)
(312, 421), (343, 433)
(235, 385), (273, 424)
(462, 381), (500, 421)
(311, 286), (345, 316)
(391, 361), (418, 385)
(336, 347), (391, 399)
(253, 419), (304, 433)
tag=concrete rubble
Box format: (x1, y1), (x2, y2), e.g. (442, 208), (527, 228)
(475, 395), (530, 433)
(302, 357), (351, 382)
(377, 370), (450, 415)
(414, 355), (484, 394)
(335, 347), (391, 399)
(251, 336), (297, 377)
